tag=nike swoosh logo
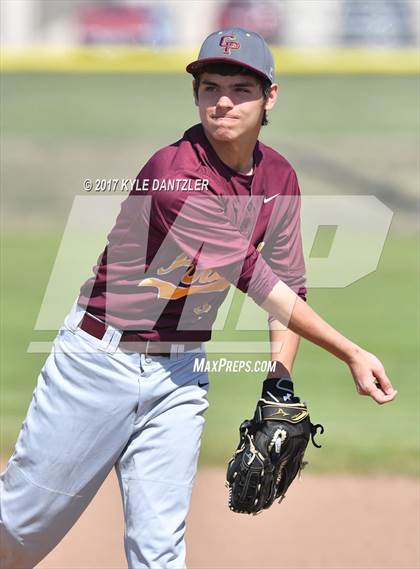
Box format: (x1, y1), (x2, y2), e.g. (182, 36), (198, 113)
(263, 193), (281, 204)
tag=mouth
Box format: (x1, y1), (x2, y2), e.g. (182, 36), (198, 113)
(212, 114), (238, 121)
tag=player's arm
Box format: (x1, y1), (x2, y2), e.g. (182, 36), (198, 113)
(269, 323), (300, 372)
(264, 169), (305, 374)
(261, 281), (397, 405)
(151, 182), (396, 405)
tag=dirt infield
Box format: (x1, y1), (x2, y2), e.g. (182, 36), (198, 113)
(32, 468), (420, 569)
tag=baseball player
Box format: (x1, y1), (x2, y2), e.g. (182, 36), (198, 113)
(1, 28), (396, 568)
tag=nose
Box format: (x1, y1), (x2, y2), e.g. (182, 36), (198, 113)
(216, 94), (234, 109)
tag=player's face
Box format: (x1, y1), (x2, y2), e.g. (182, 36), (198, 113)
(194, 73), (277, 143)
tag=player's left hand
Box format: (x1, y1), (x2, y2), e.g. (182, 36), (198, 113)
(347, 348), (397, 405)
(225, 363), (324, 515)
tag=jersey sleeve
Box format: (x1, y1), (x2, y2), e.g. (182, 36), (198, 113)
(149, 174), (280, 306)
(262, 169), (307, 323)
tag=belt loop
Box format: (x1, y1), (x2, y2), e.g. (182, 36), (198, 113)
(107, 328), (122, 353)
(145, 340), (151, 357)
(170, 343), (184, 360)
(98, 325), (122, 354)
(64, 300), (85, 333)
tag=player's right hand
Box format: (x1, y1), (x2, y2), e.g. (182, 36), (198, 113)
(347, 348), (397, 405)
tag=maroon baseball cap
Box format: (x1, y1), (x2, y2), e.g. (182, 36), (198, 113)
(186, 27), (275, 84)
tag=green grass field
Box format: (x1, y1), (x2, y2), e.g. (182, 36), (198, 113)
(1, 74), (419, 474)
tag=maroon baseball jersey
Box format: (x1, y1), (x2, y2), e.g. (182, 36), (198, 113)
(78, 124), (306, 342)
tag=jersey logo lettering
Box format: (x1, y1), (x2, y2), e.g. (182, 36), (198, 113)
(193, 303), (212, 316)
(139, 253), (230, 300)
(157, 253), (191, 274)
(219, 35), (240, 55)
(138, 277), (229, 300)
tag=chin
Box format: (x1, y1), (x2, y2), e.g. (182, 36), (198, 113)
(210, 126), (238, 142)
(213, 132), (236, 142)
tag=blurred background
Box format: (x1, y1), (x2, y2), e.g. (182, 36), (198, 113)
(1, 0), (419, 48)
(1, 0), (419, 478)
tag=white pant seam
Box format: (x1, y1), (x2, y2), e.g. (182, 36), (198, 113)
(10, 461), (83, 498)
(120, 475), (194, 488)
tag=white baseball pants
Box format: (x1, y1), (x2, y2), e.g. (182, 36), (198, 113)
(0, 303), (209, 568)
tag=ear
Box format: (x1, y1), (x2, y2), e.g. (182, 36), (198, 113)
(192, 79), (199, 106)
(264, 83), (278, 112)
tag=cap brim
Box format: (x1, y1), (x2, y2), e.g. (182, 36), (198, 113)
(186, 57), (271, 83)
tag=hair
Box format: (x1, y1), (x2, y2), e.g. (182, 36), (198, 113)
(192, 62), (272, 126)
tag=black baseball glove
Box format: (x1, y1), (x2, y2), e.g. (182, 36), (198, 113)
(226, 362), (324, 515)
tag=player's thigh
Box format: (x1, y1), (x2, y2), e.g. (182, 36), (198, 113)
(0, 327), (141, 564)
(8, 328), (141, 495)
(118, 349), (210, 485)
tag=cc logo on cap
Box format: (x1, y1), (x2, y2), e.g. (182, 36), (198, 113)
(219, 35), (240, 55)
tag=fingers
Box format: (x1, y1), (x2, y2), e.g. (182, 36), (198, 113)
(371, 364), (398, 403)
(356, 375), (397, 404)
(351, 352), (397, 405)
(374, 367), (395, 395)
(366, 383), (397, 405)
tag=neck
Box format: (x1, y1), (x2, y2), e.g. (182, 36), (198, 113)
(204, 129), (258, 175)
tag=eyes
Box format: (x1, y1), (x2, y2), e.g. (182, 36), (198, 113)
(203, 85), (251, 94)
